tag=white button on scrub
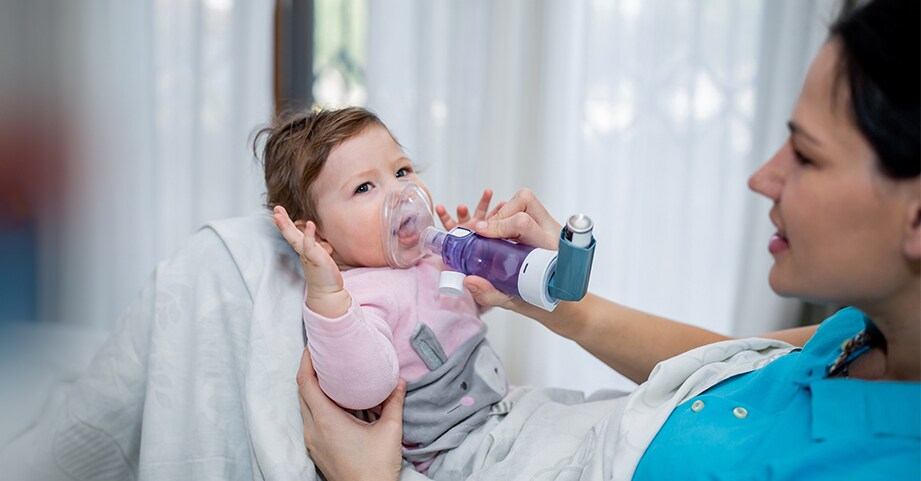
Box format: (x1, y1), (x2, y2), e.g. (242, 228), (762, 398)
(691, 400), (705, 412)
(732, 407), (748, 419)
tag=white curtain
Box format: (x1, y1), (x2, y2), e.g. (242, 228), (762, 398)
(365, 0), (840, 393)
(39, 0), (274, 328)
(26, 0), (842, 396)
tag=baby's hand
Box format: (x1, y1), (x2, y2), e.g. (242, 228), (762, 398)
(273, 206), (351, 318)
(435, 189), (505, 231)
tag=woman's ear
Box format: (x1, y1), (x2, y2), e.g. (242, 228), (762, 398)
(904, 195), (921, 261)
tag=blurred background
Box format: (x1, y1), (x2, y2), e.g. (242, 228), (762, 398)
(0, 0), (844, 396)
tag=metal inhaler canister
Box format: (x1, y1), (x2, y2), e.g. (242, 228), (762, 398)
(563, 214), (593, 248)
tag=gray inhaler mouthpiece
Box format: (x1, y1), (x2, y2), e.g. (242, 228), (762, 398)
(381, 183), (596, 311)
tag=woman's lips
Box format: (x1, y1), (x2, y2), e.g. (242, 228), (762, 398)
(768, 233), (789, 255)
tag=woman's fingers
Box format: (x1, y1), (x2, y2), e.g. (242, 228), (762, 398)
(475, 211), (551, 247)
(296, 347), (404, 481)
(475, 189), (561, 249)
(295, 347), (317, 397)
(298, 387), (316, 433)
(463, 275), (519, 310)
(494, 188), (555, 225)
(296, 348), (334, 415)
(297, 348), (350, 431)
(296, 348), (319, 434)
(378, 378), (407, 426)
(435, 189), (560, 249)
(486, 201), (505, 219)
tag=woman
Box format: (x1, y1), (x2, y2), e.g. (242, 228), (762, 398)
(295, 0), (919, 479)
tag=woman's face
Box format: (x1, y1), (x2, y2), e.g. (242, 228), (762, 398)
(748, 41), (920, 308)
(311, 124), (432, 270)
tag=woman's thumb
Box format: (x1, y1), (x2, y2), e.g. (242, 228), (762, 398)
(380, 378), (406, 422)
(464, 276), (515, 308)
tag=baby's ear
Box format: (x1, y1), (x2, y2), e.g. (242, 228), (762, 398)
(292, 219), (334, 256)
(313, 227), (336, 257)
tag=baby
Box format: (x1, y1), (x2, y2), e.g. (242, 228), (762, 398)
(256, 107), (508, 473)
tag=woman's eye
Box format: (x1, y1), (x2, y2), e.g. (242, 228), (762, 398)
(396, 167), (411, 178)
(354, 182), (372, 194)
(793, 149), (813, 166)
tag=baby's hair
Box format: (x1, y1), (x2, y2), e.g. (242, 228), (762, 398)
(254, 107), (389, 225)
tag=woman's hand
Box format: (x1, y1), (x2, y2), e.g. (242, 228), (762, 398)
(273, 206), (350, 318)
(435, 188), (505, 231)
(463, 189), (563, 309)
(297, 348), (406, 481)
(472, 188), (561, 248)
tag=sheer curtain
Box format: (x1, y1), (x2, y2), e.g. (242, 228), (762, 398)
(41, 0), (274, 328)
(365, 0), (840, 393)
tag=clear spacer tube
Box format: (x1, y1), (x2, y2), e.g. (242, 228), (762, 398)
(421, 226), (447, 256)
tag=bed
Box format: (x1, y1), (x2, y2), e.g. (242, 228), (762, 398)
(0, 320), (110, 479)
(0, 213), (794, 481)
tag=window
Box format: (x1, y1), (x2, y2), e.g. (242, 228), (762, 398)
(274, 0), (367, 114)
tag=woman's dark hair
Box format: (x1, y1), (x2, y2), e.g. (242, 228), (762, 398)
(829, 0), (919, 178)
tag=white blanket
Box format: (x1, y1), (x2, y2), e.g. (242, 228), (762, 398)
(423, 337), (795, 481)
(11, 213), (314, 480)
(3, 213), (796, 481)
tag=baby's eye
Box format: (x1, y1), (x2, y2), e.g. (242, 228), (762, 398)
(354, 182), (372, 194)
(396, 167), (412, 178)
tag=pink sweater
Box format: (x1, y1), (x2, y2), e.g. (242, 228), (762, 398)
(303, 257), (484, 410)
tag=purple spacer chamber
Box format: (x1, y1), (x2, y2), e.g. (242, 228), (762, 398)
(382, 183), (557, 307)
(437, 228), (536, 298)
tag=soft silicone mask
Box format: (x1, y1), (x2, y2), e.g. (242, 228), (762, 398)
(382, 182), (436, 268)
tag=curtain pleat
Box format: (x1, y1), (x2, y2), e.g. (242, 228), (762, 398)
(45, 0), (273, 328)
(365, 0), (839, 394)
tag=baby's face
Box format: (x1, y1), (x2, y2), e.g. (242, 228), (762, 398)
(313, 124), (432, 269)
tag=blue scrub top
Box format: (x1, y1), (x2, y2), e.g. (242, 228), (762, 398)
(633, 307), (920, 480)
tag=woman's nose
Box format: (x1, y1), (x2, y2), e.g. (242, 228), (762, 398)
(748, 140), (790, 201)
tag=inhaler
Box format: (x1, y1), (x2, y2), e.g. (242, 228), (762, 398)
(382, 183), (595, 311)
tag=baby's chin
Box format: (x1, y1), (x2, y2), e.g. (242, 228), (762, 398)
(336, 254), (391, 271)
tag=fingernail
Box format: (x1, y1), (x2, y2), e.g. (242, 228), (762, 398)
(475, 221), (487, 230)
(466, 284), (479, 294)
